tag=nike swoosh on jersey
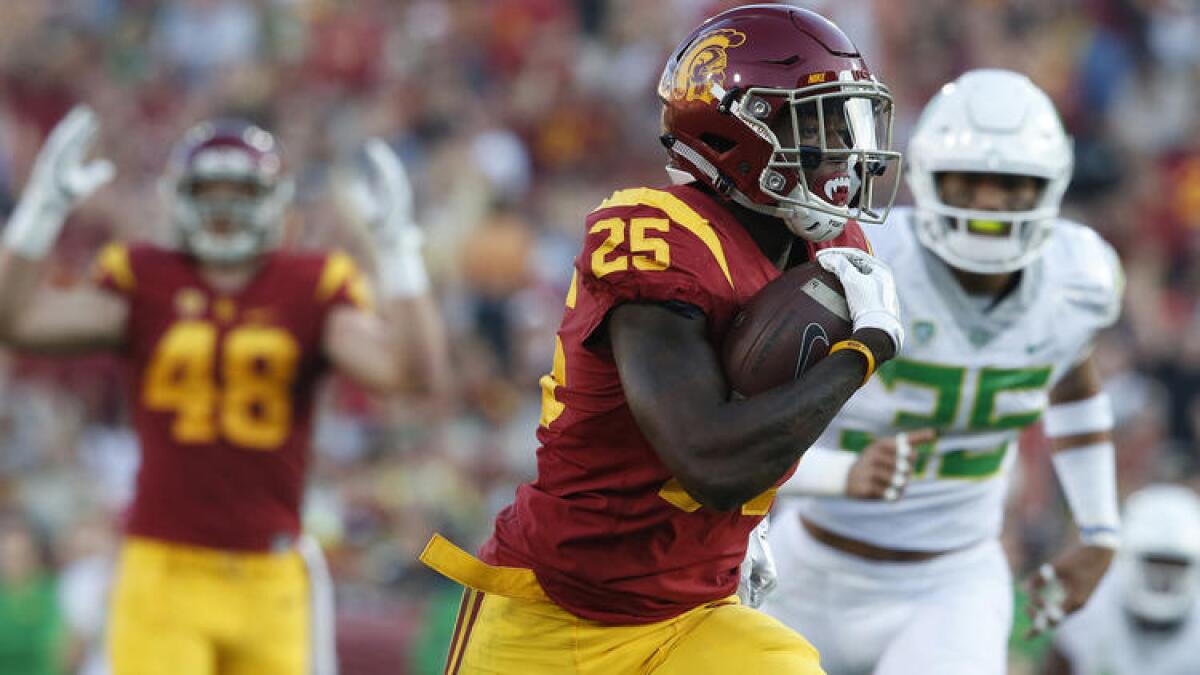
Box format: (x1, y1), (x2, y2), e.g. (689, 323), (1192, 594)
(1025, 338), (1054, 354)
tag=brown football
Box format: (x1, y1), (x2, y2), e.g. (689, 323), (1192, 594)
(722, 262), (853, 397)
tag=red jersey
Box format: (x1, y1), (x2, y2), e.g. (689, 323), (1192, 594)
(481, 184), (870, 624)
(93, 244), (368, 552)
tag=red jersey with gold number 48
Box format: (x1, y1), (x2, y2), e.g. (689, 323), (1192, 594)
(480, 183), (871, 624)
(92, 243), (369, 552)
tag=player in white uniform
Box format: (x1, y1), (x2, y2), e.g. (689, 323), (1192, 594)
(755, 70), (1125, 675)
(1046, 485), (1200, 675)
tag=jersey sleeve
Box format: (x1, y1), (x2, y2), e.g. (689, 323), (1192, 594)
(574, 188), (738, 340)
(90, 242), (137, 297)
(1055, 222), (1125, 332)
(314, 250), (373, 313)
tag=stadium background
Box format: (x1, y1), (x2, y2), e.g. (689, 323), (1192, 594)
(0, 0), (1196, 673)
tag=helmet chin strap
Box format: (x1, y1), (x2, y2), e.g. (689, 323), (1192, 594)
(728, 190), (845, 242)
(665, 137), (845, 242)
(666, 166), (697, 185)
(663, 136), (725, 188)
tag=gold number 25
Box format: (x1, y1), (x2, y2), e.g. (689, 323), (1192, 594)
(590, 217), (671, 277)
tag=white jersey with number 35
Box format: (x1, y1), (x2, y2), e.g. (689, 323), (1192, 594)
(793, 207), (1123, 551)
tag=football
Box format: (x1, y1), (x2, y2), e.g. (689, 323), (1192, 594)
(722, 262), (853, 397)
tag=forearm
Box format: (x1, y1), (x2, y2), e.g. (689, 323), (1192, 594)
(1047, 358), (1121, 548)
(0, 250), (48, 341)
(775, 444), (857, 496)
(379, 293), (452, 403)
(675, 328), (889, 508)
(679, 349), (867, 510)
(1050, 435), (1120, 548)
(1, 107), (112, 341)
(612, 301), (890, 512)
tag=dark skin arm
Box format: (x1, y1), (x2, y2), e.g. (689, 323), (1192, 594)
(609, 302), (894, 512)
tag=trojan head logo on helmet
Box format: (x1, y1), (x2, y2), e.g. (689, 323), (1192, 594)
(671, 29), (747, 104)
(162, 119), (294, 265)
(908, 69), (1073, 274)
(658, 4), (902, 242)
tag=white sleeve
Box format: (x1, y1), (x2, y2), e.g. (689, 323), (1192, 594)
(1055, 222), (1124, 331)
(778, 445), (857, 496)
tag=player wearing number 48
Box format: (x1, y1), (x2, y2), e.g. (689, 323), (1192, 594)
(756, 69), (1125, 675)
(0, 108), (449, 675)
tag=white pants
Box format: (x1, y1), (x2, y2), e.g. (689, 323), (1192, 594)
(761, 509), (1013, 675)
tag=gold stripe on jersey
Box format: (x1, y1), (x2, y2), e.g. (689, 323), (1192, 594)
(565, 270), (578, 309)
(94, 242), (136, 292)
(595, 188), (734, 290)
(740, 487), (777, 516)
(539, 336), (567, 427)
(657, 477), (702, 512)
(317, 251), (372, 310)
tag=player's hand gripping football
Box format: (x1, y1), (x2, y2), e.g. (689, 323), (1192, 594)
(1023, 545), (1115, 638)
(4, 105), (115, 259)
(846, 429), (936, 501)
(738, 518), (777, 608)
(361, 138), (429, 297)
(815, 248), (904, 359)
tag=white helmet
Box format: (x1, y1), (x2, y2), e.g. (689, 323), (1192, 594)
(1118, 485), (1200, 624)
(908, 69), (1073, 274)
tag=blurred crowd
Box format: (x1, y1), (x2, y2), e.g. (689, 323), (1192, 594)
(0, 0), (1197, 673)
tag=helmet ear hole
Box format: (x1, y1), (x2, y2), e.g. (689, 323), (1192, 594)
(700, 133), (737, 154)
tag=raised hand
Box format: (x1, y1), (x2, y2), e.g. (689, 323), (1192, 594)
(33, 105), (115, 204)
(359, 138), (428, 298)
(5, 105), (115, 259)
(363, 138), (416, 231)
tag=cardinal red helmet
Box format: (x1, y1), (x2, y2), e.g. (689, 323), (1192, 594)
(658, 4), (901, 241)
(162, 119), (293, 264)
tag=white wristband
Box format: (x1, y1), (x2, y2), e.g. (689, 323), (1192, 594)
(376, 228), (430, 299)
(3, 194), (67, 260)
(1051, 441), (1121, 549)
(1043, 393), (1114, 438)
(779, 446), (858, 497)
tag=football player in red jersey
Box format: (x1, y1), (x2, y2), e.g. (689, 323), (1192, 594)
(0, 108), (449, 675)
(419, 5), (904, 674)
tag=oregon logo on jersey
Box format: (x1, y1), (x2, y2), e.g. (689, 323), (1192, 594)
(663, 28), (746, 104)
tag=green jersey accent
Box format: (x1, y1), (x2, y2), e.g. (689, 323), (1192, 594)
(793, 207), (1123, 551)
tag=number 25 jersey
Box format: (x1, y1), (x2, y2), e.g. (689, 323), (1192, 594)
(93, 243), (367, 552)
(480, 183), (872, 624)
